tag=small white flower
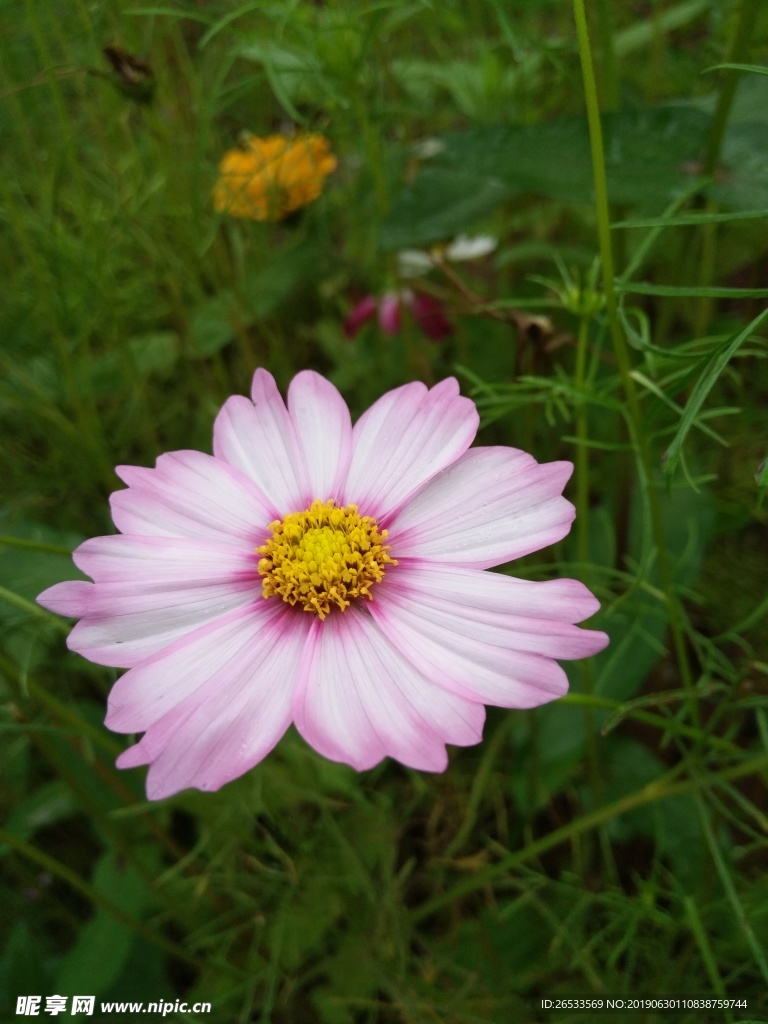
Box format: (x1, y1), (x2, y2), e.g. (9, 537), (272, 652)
(397, 234), (498, 279)
(397, 249), (436, 279)
(446, 234), (497, 262)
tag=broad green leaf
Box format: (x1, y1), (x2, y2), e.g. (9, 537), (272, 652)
(127, 331), (179, 376)
(55, 849), (158, 996)
(243, 240), (322, 316)
(602, 738), (669, 842)
(1, 781), (75, 856)
(382, 166), (514, 250)
(187, 294), (236, 359)
(711, 119), (768, 211)
(0, 923), (52, 1008)
(382, 106), (710, 249)
(601, 740), (708, 889)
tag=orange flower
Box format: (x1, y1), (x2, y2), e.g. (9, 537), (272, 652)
(213, 133), (337, 221)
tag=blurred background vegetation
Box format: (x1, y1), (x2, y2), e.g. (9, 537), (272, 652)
(1, 0), (768, 1021)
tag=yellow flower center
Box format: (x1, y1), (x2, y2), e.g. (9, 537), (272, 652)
(257, 499), (397, 618)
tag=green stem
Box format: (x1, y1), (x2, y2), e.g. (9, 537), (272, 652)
(574, 315), (591, 578)
(0, 586), (69, 631)
(683, 895), (729, 1008)
(412, 751), (768, 923)
(696, 0), (758, 335)
(574, 314), (613, 877)
(573, 0), (696, 713)
(702, 0), (758, 176)
(0, 827), (222, 976)
(561, 693), (737, 753)
(0, 535), (73, 556)
(594, 0), (619, 110)
(695, 791), (768, 987)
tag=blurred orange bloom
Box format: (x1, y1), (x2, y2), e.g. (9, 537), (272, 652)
(213, 133), (337, 221)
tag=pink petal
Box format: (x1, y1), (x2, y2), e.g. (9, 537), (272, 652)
(342, 378), (479, 521)
(343, 295), (377, 338)
(411, 293), (453, 342)
(370, 564), (608, 708)
(111, 450), (275, 544)
(371, 603), (563, 708)
(287, 371), (352, 502)
(213, 368), (310, 513)
(38, 580), (91, 618)
(106, 599), (297, 733)
(40, 536), (261, 667)
(377, 293), (401, 334)
(388, 446), (575, 568)
(71, 535), (255, 585)
(68, 583), (255, 668)
(292, 607), (484, 772)
(113, 602), (308, 798)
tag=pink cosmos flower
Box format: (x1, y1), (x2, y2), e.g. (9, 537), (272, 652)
(38, 371), (608, 799)
(344, 289), (453, 342)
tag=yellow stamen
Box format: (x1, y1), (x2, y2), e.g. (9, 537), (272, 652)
(257, 499), (397, 618)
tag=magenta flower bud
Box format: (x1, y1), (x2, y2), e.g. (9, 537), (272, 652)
(411, 292), (453, 342)
(377, 292), (402, 335)
(343, 295), (379, 338)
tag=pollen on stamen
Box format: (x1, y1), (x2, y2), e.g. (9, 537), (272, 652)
(256, 499), (397, 618)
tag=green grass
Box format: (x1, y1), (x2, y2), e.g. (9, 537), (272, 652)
(2, 1), (768, 1022)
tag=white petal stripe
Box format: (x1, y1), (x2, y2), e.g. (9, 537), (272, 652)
(287, 370), (353, 503)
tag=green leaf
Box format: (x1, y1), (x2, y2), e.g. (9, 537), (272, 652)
(382, 106), (710, 249)
(706, 62), (768, 77)
(127, 331), (179, 376)
(0, 519), (81, 605)
(1, 781), (75, 856)
(55, 849), (157, 996)
(187, 294), (236, 359)
(711, 119), (768, 211)
(0, 519), (83, 666)
(614, 0), (710, 57)
(243, 240), (322, 316)
(602, 738), (668, 842)
(0, 923), (53, 1008)
(618, 282), (768, 298)
(757, 457), (768, 506)
(238, 39), (338, 118)
(664, 307), (768, 476)
(613, 208), (768, 228)
(271, 876), (344, 972)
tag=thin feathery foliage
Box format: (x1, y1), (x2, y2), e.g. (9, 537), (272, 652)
(1, 1), (768, 1022)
